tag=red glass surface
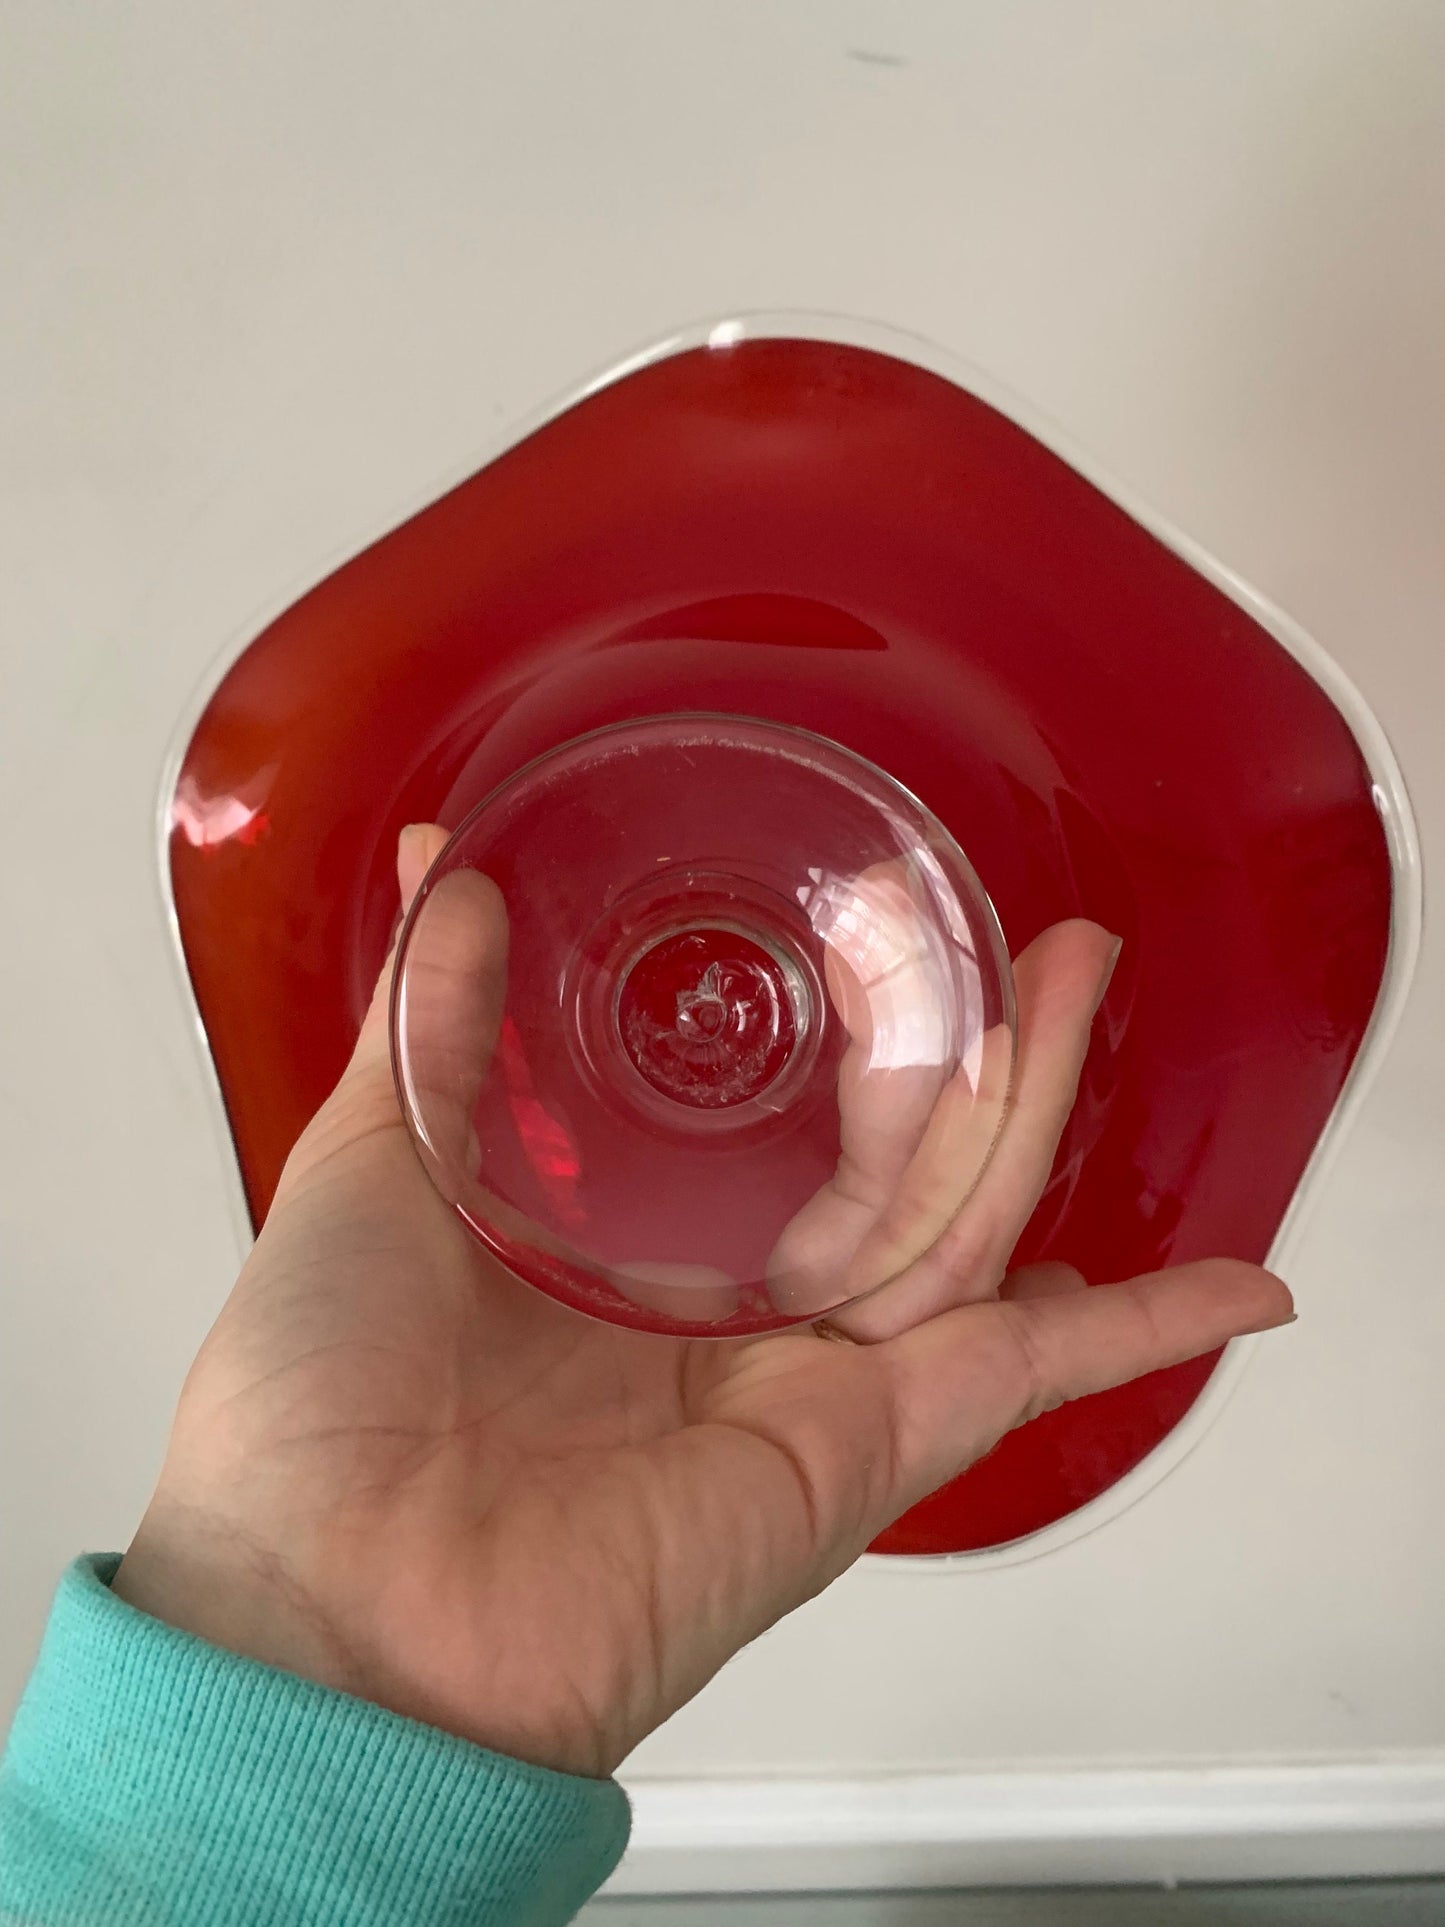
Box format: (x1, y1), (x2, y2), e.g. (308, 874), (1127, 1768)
(169, 334), (1392, 1554)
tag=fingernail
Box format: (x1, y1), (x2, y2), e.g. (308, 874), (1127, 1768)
(1096, 935), (1123, 1007)
(397, 825), (429, 904)
(1248, 1309), (1298, 1334)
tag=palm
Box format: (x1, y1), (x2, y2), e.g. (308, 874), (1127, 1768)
(178, 1093), (902, 1777)
(122, 826), (1292, 1779)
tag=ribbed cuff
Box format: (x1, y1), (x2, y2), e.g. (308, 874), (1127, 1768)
(0, 1555), (629, 1926)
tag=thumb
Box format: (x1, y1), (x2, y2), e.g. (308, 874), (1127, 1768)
(272, 824), (450, 1202)
(346, 823), (451, 1082)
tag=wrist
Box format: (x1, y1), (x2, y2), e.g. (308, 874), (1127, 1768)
(111, 1505), (622, 1779)
(113, 1503), (358, 1697)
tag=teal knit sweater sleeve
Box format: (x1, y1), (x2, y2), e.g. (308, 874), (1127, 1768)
(0, 1556), (629, 1926)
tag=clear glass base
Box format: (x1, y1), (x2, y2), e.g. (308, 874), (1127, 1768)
(392, 713), (1015, 1336)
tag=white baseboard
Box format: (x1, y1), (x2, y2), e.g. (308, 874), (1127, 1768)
(606, 1760), (1445, 1894)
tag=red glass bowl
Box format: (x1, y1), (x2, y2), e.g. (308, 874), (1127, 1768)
(166, 316), (1407, 1557)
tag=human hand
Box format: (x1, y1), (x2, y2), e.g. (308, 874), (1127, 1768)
(115, 825), (1293, 1778)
